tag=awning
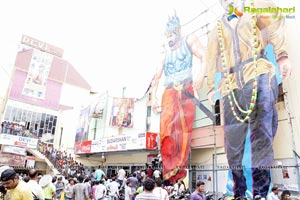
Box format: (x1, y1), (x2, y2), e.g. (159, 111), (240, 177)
(75, 156), (104, 167)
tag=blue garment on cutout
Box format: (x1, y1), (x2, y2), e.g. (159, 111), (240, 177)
(225, 44), (280, 198)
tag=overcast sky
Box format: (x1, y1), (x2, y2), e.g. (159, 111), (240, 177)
(0, 0), (298, 98)
(0, 0), (224, 97)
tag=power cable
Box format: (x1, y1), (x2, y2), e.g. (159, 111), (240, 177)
(181, 1), (221, 27)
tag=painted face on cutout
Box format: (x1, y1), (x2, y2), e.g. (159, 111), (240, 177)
(165, 29), (181, 48)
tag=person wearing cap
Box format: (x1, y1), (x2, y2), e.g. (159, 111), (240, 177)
(27, 169), (45, 200)
(39, 175), (56, 200)
(0, 168), (33, 200)
(190, 181), (205, 200)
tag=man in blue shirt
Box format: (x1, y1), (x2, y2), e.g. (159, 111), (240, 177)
(190, 181), (205, 200)
(55, 176), (65, 199)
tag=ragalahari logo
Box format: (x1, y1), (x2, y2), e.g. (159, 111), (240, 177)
(228, 4), (295, 20)
(228, 4), (243, 21)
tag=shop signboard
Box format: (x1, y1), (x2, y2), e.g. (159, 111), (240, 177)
(21, 35), (64, 58)
(106, 135), (128, 152)
(0, 134), (38, 149)
(91, 139), (107, 153)
(2, 145), (27, 156)
(126, 132), (146, 150)
(89, 132), (157, 154)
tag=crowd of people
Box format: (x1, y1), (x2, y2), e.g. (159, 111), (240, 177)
(0, 164), (209, 200)
(0, 121), (38, 138)
(0, 164), (294, 200)
(38, 144), (82, 176)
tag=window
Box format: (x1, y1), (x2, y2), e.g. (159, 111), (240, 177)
(3, 106), (58, 138)
(38, 129), (43, 137)
(26, 111), (32, 122)
(49, 122), (52, 129)
(214, 100), (221, 126)
(146, 106), (151, 131)
(52, 127), (56, 135)
(4, 106), (12, 121)
(41, 113), (46, 121)
(11, 107), (17, 121)
(21, 109), (27, 122)
(36, 113), (41, 123)
(31, 113), (36, 128)
(45, 114), (50, 125)
(53, 116), (57, 127)
(16, 109), (22, 122)
(40, 120), (44, 128)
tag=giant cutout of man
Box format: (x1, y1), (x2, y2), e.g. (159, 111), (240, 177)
(206, 0), (292, 198)
(151, 14), (207, 183)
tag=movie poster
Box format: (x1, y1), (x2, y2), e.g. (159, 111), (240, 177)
(90, 94), (106, 119)
(75, 106), (91, 142)
(110, 98), (134, 128)
(22, 49), (53, 99)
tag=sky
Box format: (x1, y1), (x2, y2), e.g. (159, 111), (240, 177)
(0, 0), (222, 98)
(0, 0), (298, 98)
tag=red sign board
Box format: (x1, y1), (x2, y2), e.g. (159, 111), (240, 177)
(74, 140), (92, 154)
(146, 132), (158, 150)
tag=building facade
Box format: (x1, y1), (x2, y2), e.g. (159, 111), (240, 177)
(0, 35), (91, 173)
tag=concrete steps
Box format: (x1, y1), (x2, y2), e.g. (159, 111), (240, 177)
(26, 148), (60, 175)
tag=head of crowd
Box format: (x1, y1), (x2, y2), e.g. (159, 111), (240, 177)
(0, 164), (199, 200)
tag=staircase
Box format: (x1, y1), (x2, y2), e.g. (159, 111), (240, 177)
(26, 148), (60, 175)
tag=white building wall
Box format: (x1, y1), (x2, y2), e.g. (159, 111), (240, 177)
(274, 0), (300, 158)
(54, 83), (91, 153)
(90, 90), (149, 141)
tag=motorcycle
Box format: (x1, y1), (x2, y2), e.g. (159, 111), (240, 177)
(169, 189), (191, 200)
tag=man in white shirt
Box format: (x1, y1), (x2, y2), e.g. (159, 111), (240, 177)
(107, 177), (120, 200)
(117, 168), (126, 186)
(125, 181), (133, 200)
(153, 169), (161, 179)
(153, 178), (168, 200)
(95, 180), (107, 200)
(27, 169), (45, 200)
(267, 186), (279, 200)
(135, 178), (159, 200)
(173, 180), (180, 195)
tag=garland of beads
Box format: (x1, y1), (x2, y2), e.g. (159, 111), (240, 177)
(217, 1), (258, 123)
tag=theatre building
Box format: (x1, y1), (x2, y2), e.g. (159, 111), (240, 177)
(0, 35), (91, 173)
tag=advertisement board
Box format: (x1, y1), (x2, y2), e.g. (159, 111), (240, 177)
(74, 140), (92, 154)
(77, 132), (158, 154)
(0, 152), (26, 166)
(0, 134), (38, 149)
